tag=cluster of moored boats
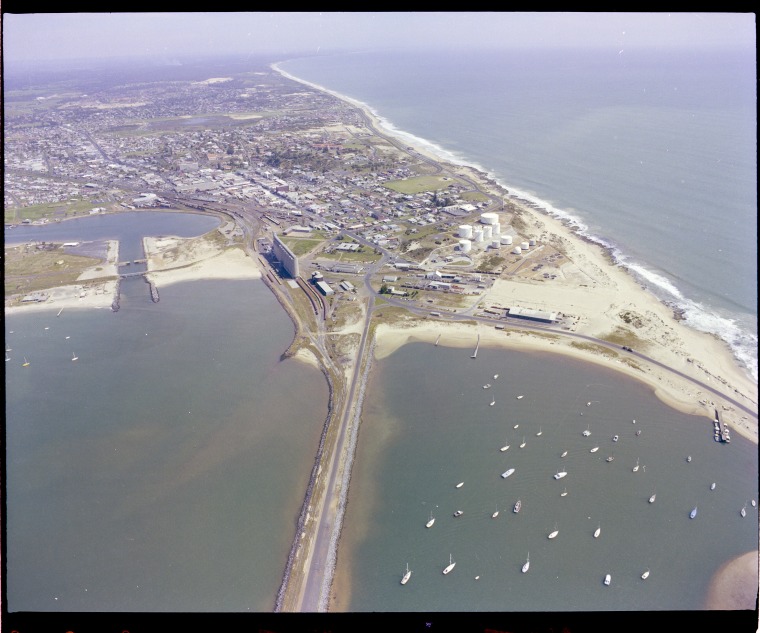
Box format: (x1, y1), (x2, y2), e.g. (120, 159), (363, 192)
(400, 367), (755, 587)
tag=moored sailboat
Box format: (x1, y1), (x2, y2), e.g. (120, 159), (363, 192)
(522, 552), (530, 573)
(443, 554), (456, 575)
(401, 563), (411, 585)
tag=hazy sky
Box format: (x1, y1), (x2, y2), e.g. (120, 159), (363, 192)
(2, 12), (756, 63)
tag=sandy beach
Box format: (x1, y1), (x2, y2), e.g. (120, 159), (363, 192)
(143, 236), (262, 287)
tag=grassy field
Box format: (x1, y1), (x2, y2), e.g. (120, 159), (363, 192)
(4, 245), (103, 296)
(279, 237), (327, 257)
(5, 198), (107, 224)
(383, 175), (463, 194)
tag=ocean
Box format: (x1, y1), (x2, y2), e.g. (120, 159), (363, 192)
(278, 46), (757, 382)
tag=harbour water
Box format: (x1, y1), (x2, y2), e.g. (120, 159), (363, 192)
(279, 47), (757, 381)
(336, 342), (758, 611)
(4, 214), (330, 612)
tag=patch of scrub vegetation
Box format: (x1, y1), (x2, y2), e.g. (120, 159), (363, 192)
(600, 326), (648, 350)
(570, 341), (619, 358)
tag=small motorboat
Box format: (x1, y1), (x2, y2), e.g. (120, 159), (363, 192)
(516, 395), (524, 400)
(641, 569), (650, 580)
(560, 487), (568, 497)
(554, 471), (567, 480)
(453, 510), (464, 517)
(594, 523), (601, 538)
(604, 574), (611, 586)
(710, 482), (716, 491)
(501, 468), (515, 479)
(687, 455), (692, 463)
(560, 450), (568, 458)
(690, 506), (698, 519)
(456, 482), (464, 488)
(590, 446), (599, 453)
(612, 435), (619, 442)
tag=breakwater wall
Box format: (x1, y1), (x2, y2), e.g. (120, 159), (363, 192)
(144, 275), (160, 303)
(111, 278), (121, 312)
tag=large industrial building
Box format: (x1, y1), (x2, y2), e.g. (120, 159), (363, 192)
(507, 306), (557, 323)
(272, 234), (299, 278)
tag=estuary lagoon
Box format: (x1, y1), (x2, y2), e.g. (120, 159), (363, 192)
(334, 342), (757, 612)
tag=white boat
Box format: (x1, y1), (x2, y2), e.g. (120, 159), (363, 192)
(492, 505), (500, 518)
(494, 374), (499, 379)
(740, 504), (747, 518)
(5, 354), (10, 362)
(560, 450), (568, 458)
(641, 569), (650, 580)
(594, 523), (601, 538)
(554, 471), (567, 480)
(513, 424), (519, 429)
(519, 437), (526, 448)
(71, 352), (79, 361)
(606, 454), (614, 462)
(456, 482), (464, 488)
(632, 458), (640, 473)
(561, 487), (568, 497)
(513, 499), (522, 513)
(501, 468), (515, 479)
(548, 524), (559, 539)
(710, 482), (716, 490)
(453, 510), (463, 517)
(443, 554), (456, 575)
(22, 357), (30, 367)
(401, 563), (411, 585)
(612, 435), (619, 442)
(483, 384), (491, 389)
(687, 455), (692, 463)
(752, 500), (757, 507)
(536, 427), (543, 436)
(636, 430), (642, 436)
(426, 511), (435, 528)
(490, 396), (495, 406)
(522, 552), (530, 573)
(500, 436), (510, 452)
(590, 446), (599, 453)
(582, 425), (591, 437)
(649, 491), (657, 504)
(516, 395), (524, 400)
(604, 574), (611, 586)
(690, 506), (698, 519)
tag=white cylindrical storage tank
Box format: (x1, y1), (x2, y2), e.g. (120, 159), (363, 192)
(493, 222), (501, 236)
(482, 225), (493, 240)
(458, 224), (473, 239)
(529, 238), (537, 247)
(491, 239), (501, 249)
(512, 246), (522, 255)
(480, 212), (498, 225)
(459, 239), (472, 253)
(473, 228), (484, 243)
(501, 235), (513, 245)
(521, 241), (529, 250)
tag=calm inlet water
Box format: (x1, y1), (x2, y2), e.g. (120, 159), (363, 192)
(5, 214), (329, 612)
(337, 342), (757, 611)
